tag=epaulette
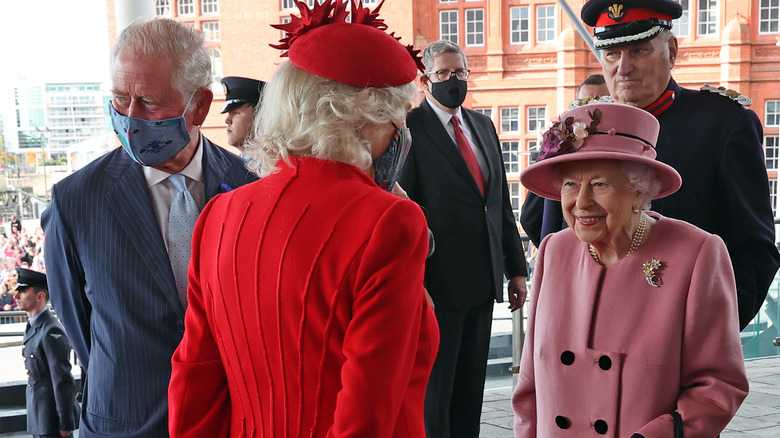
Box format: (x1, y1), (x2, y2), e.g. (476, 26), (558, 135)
(568, 94), (614, 110)
(700, 84), (752, 106)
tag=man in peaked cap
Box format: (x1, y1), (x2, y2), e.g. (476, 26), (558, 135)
(525, 0), (779, 330)
(220, 76), (266, 151)
(15, 267), (80, 438)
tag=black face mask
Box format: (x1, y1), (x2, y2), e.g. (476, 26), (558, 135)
(430, 75), (468, 109)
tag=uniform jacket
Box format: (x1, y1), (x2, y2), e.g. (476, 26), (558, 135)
(23, 308), (80, 435)
(41, 137), (257, 437)
(168, 156), (439, 438)
(521, 80), (780, 329)
(513, 213), (748, 437)
(398, 99), (526, 309)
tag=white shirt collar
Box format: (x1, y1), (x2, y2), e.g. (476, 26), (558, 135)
(425, 96), (464, 127)
(143, 134), (205, 186)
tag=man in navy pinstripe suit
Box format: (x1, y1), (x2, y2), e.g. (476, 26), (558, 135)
(42, 17), (257, 437)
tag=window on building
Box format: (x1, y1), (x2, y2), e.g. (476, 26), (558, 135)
(536, 5), (556, 43)
(527, 106), (546, 132)
(770, 178), (779, 216)
(202, 0), (219, 14)
(697, 0), (718, 36)
(280, 16), (292, 38)
(528, 139), (540, 164)
(466, 9), (485, 46)
(673, 0), (690, 37)
(363, 0), (378, 5)
(508, 182), (521, 224)
(761, 0), (780, 34)
(208, 48), (223, 83)
(766, 135), (780, 170)
(203, 22), (220, 42)
(510, 6), (530, 44)
(502, 141), (520, 173)
(440, 10), (459, 43)
(440, 0), (457, 3)
(475, 108), (493, 120)
(282, 0), (296, 9)
(767, 100), (780, 127)
(178, 0), (195, 16)
(501, 107), (519, 132)
(155, 0), (171, 17)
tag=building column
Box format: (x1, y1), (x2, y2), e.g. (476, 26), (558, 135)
(114, 0), (155, 33)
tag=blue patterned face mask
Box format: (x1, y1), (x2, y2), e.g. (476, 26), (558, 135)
(108, 93), (196, 166)
(373, 125), (412, 191)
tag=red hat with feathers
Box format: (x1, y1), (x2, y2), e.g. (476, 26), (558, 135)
(271, 0), (423, 87)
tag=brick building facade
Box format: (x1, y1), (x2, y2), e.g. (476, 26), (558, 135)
(105, 0), (780, 218)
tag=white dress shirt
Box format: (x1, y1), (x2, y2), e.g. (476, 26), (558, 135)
(424, 96), (489, 179)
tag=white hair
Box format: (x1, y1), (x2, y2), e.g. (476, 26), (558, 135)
(244, 61), (418, 178)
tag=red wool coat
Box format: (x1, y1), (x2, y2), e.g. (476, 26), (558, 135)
(513, 213), (748, 437)
(169, 156), (439, 437)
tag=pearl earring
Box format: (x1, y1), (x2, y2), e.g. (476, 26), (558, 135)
(633, 208), (640, 213)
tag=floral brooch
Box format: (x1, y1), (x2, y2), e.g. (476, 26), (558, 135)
(642, 257), (662, 287)
(537, 108), (601, 162)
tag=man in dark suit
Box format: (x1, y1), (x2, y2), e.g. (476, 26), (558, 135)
(15, 268), (79, 438)
(42, 17), (257, 437)
(398, 40), (527, 438)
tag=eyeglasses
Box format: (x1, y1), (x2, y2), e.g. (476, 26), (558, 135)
(426, 69), (470, 81)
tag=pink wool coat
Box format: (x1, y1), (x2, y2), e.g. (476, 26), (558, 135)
(513, 213), (748, 437)
(168, 156), (439, 438)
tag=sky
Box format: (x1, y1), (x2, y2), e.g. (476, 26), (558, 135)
(0, 0), (111, 85)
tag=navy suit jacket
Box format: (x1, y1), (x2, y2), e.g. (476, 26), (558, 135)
(23, 308), (80, 436)
(42, 137), (257, 437)
(399, 99), (526, 310)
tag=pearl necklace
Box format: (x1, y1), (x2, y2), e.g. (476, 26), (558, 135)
(589, 212), (648, 264)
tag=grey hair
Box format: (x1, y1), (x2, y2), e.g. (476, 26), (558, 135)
(621, 161), (661, 210)
(244, 61), (418, 178)
(110, 17), (212, 106)
(421, 40), (468, 73)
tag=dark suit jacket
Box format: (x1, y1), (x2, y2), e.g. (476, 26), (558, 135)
(399, 99), (526, 310)
(23, 308), (79, 436)
(41, 137), (257, 437)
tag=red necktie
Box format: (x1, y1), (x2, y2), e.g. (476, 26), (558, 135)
(451, 115), (485, 195)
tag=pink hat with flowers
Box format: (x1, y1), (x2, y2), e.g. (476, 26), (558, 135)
(271, 0), (423, 87)
(520, 102), (681, 200)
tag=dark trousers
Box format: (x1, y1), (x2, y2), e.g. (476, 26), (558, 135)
(425, 298), (494, 438)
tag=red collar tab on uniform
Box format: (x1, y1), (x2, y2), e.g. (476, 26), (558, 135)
(596, 7), (673, 27)
(643, 89), (675, 116)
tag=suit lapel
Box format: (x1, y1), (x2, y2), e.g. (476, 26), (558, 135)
(202, 137), (232, 200)
(23, 310), (49, 345)
(103, 150), (183, 313)
(417, 100), (484, 196)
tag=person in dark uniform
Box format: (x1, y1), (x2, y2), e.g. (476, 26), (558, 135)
(220, 76), (266, 151)
(15, 268), (79, 438)
(523, 0), (780, 329)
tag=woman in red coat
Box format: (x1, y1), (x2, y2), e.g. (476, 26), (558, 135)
(513, 101), (748, 437)
(168, 1), (438, 437)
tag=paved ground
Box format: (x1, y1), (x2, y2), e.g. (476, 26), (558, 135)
(0, 320), (778, 437)
(478, 356), (780, 437)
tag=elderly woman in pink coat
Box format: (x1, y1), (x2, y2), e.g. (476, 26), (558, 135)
(513, 101), (748, 437)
